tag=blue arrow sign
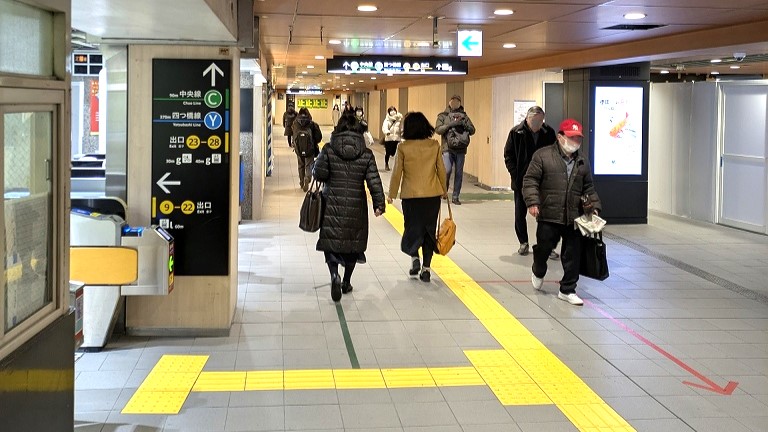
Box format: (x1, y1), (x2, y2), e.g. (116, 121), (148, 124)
(457, 30), (483, 57)
(462, 35), (479, 51)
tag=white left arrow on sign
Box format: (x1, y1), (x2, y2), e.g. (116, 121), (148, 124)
(203, 62), (224, 86)
(156, 172), (181, 194)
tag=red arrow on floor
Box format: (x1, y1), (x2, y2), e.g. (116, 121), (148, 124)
(584, 300), (739, 395)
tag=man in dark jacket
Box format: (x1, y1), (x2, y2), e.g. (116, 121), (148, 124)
(504, 106), (556, 256)
(523, 119), (602, 306)
(435, 95), (475, 205)
(313, 112), (385, 301)
(293, 107), (323, 191)
(283, 104), (297, 147)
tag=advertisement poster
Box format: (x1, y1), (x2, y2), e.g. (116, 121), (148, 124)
(593, 86), (643, 175)
(513, 100), (536, 126)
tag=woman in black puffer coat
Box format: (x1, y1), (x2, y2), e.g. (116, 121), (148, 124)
(313, 112), (386, 302)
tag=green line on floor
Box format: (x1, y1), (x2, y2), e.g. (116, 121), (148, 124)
(335, 303), (360, 369)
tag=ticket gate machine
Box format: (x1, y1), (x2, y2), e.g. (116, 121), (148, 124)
(70, 209), (174, 350)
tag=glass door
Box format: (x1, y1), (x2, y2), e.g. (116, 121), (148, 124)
(718, 83), (768, 234)
(0, 106), (56, 338)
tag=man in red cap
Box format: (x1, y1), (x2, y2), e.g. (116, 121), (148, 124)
(522, 119), (602, 305)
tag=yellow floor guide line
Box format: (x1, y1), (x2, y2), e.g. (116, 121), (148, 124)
(124, 203), (636, 431)
(384, 203), (635, 431)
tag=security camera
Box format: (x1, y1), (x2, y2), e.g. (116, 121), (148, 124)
(734, 52), (746, 61)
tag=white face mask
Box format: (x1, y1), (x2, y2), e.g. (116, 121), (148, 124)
(559, 135), (581, 155)
(389, 111), (396, 116)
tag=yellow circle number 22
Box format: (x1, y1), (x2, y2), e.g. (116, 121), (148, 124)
(181, 200), (196, 215)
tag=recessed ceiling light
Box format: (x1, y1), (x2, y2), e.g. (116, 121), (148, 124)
(359, 79), (364, 82)
(711, 71), (720, 75)
(301, 71), (308, 74)
(503, 43), (517, 49)
(417, 41), (431, 47)
(357, 5), (377, 12)
(387, 73), (393, 76)
(623, 12), (646, 20)
(710, 59), (722, 63)
(315, 55), (325, 60)
(370, 77), (376, 80)
(730, 65), (741, 69)
(494, 9), (514, 16)
(329, 39), (342, 45)
(660, 70), (670, 74)
(306, 65), (315, 69)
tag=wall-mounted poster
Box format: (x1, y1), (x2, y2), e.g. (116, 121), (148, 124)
(593, 86), (644, 175)
(513, 100), (536, 126)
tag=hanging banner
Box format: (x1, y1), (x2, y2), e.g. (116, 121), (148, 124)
(89, 80), (99, 135)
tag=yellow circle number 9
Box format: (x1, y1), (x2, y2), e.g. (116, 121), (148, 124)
(159, 200), (174, 215)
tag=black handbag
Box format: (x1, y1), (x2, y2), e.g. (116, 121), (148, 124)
(299, 179), (324, 232)
(579, 232), (609, 280)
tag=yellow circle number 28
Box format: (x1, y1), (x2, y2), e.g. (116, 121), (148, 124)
(181, 200), (196, 215)
(208, 135), (222, 150)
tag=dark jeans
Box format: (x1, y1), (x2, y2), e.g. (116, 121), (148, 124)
(513, 187), (529, 244)
(443, 152), (465, 199)
(532, 221), (582, 294)
(296, 154), (313, 189)
(384, 141), (399, 165)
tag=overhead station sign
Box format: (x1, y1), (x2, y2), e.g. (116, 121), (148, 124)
(326, 56), (468, 75)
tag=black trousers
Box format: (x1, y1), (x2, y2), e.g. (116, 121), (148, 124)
(513, 187), (529, 244)
(401, 196), (440, 268)
(532, 221), (582, 294)
(384, 141), (399, 165)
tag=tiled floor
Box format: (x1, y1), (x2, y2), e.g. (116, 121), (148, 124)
(75, 128), (768, 431)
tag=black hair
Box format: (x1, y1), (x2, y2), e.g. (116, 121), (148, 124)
(298, 107), (311, 118)
(402, 112), (435, 140)
(334, 112), (364, 134)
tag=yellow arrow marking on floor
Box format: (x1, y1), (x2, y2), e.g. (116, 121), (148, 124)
(124, 203), (636, 431)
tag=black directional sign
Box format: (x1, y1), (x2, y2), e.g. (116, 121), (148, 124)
(152, 59), (231, 276)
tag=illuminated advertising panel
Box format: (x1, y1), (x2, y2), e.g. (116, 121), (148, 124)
(593, 86), (644, 175)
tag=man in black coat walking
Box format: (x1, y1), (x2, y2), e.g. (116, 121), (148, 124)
(504, 106), (556, 256)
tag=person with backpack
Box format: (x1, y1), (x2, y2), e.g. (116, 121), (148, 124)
(313, 112), (386, 301)
(435, 95), (475, 205)
(293, 107), (322, 191)
(283, 104), (298, 148)
(381, 106), (403, 171)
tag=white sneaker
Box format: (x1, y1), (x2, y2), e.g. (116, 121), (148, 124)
(558, 292), (584, 306)
(531, 273), (543, 290)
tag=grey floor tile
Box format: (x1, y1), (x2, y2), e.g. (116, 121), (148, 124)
(654, 395), (730, 419)
(184, 392), (230, 409)
(285, 404), (343, 430)
(516, 421), (578, 432)
(389, 388), (446, 403)
(225, 406), (284, 431)
(284, 389), (338, 405)
(627, 418), (695, 432)
(504, 405), (569, 424)
(604, 396), (676, 420)
(447, 400), (513, 425)
(685, 417), (754, 432)
(439, 386), (497, 402)
(75, 389), (122, 412)
(336, 389), (392, 405)
(228, 390), (284, 407)
(340, 403), (402, 429)
(163, 407), (227, 431)
(461, 424), (523, 432)
(402, 427), (462, 432)
(76, 370), (132, 390)
(395, 402), (458, 427)
(738, 416), (768, 432)
(104, 412), (167, 430)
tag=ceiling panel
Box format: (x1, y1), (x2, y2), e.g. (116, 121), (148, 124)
(252, 0), (768, 90)
(553, 5), (768, 26)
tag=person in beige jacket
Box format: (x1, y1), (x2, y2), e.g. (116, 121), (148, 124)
(387, 112), (448, 282)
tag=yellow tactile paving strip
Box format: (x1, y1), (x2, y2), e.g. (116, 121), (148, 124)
(123, 204), (636, 431)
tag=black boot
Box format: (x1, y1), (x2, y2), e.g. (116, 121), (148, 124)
(331, 274), (342, 302)
(409, 257), (420, 278)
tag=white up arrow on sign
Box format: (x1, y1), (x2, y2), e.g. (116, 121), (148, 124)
(203, 62), (224, 86)
(156, 172), (181, 194)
